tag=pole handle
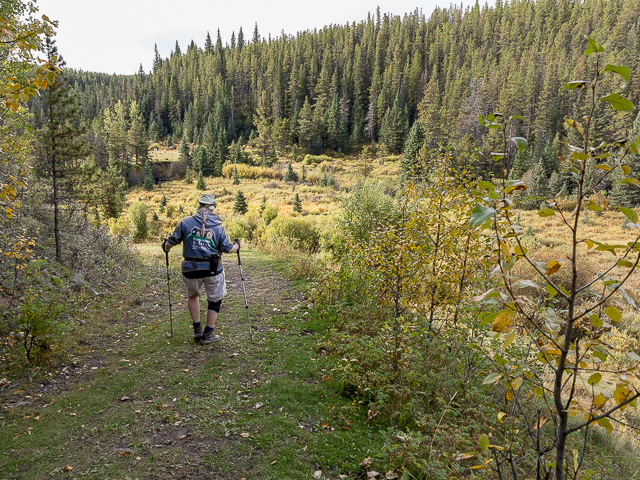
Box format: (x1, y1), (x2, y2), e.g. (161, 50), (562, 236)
(234, 238), (242, 266)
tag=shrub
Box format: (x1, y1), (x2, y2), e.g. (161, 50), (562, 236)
(226, 215), (251, 241)
(303, 154), (333, 165)
(262, 206), (278, 226)
(128, 201), (148, 241)
(225, 212), (267, 244)
(222, 163), (282, 180)
(265, 217), (319, 252)
(108, 216), (130, 237)
(169, 158), (187, 180)
(165, 204), (177, 218)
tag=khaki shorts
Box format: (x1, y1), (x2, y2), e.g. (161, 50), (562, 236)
(183, 270), (227, 302)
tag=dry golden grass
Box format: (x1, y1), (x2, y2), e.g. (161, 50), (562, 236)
(517, 209), (640, 294)
(125, 153), (401, 221)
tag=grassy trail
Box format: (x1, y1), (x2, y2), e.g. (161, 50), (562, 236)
(1, 247), (380, 480)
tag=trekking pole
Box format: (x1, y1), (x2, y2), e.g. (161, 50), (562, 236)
(234, 239), (253, 343)
(162, 238), (173, 338)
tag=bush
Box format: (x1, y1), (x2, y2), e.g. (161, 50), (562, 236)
(262, 206), (278, 226)
(226, 216), (251, 241)
(303, 154), (333, 165)
(222, 163), (282, 180)
(129, 201), (148, 241)
(165, 204), (177, 218)
(108, 216), (130, 237)
(168, 158), (187, 180)
(265, 217), (319, 252)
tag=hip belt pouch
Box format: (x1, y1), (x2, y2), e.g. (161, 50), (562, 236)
(181, 260), (212, 279)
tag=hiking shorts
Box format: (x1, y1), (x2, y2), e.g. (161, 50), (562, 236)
(183, 270), (227, 302)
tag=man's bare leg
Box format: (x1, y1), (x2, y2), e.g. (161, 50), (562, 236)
(188, 294), (199, 322)
(207, 309), (217, 330)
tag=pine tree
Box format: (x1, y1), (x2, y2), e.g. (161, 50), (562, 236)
(152, 211), (159, 221)
(143, 163), (155, 190)
(185, 165), (193, 184)
(159, 194), (167, 213)
(380, 94), (409, 154)
(36, 38), (90, 262)
(179, 134), (191, 165)
(509, 150), (528, 181)
(233, 190), (248, 214)
(401, 121), (425, 173)
(127, 100), (148, 164)
(196, 171), (206, 190)
(260, 195), (267, 214)
(525, 161), (549, 209)
(293, 193), (302, 213)
(283, 161), (299, 182)
(232, 165), (240, 185)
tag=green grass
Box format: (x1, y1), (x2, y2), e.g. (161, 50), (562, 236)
(0, 248), (384, 479)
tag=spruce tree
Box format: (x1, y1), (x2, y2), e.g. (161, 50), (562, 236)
(260, 195), (267, 214)
(128, 101), (148, 164)
(179, 134), (191, 165)
(380, 94), (409, 154)
(283, 161), (299, 182)
(159, 194), (167, 213)
(196, 171), (206, 190)
(185, 165), (193, 184)
(509, 150), (528, 181)
(525, 161), (549, 209)
(232, 165), (240, 185)
(143, 163), (155, 190)
(293, 193), (302, 213)
(401, 121), (425, 173)
(233, 190), (248, 214)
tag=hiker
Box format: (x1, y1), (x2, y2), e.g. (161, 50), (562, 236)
(163, 193), (240, 344)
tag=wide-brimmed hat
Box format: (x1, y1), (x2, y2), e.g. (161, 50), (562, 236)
(197, 193), (217, 207)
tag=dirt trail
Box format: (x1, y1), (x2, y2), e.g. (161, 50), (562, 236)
(0, 248), (350, 480)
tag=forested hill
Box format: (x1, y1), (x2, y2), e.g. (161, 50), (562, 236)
(40, 0), (640, 167)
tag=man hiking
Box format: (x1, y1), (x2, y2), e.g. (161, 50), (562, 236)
(163, 193), (239, 345)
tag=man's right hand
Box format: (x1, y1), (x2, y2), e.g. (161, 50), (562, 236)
(234, 239), (241, 250)
(162, 238), (168, 252)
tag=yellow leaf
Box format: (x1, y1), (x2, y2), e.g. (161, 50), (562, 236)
(614, 385), (631, 406)
(497, 412), (507, 423)
(511, 377), (523, 391)
(505, 389), (513, 403)
(545, 260), (562, 275)
(503, 331), (515, 350)
(597, 417), (613, 433)
(593, 393), (606, 409)
(492, 310), (514, 332)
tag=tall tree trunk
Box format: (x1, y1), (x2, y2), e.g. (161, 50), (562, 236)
(52, 144), (61, 263)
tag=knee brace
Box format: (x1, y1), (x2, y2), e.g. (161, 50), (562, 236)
(208, 300), (221, 313)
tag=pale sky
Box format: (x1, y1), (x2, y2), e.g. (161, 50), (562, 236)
(36, 0), (445, 75)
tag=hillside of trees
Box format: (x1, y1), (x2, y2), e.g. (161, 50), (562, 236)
(28, 0), (640, 197)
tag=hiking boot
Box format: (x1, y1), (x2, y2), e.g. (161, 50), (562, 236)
(201, 330), (221, 345)
(193, 323), (203, 342)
